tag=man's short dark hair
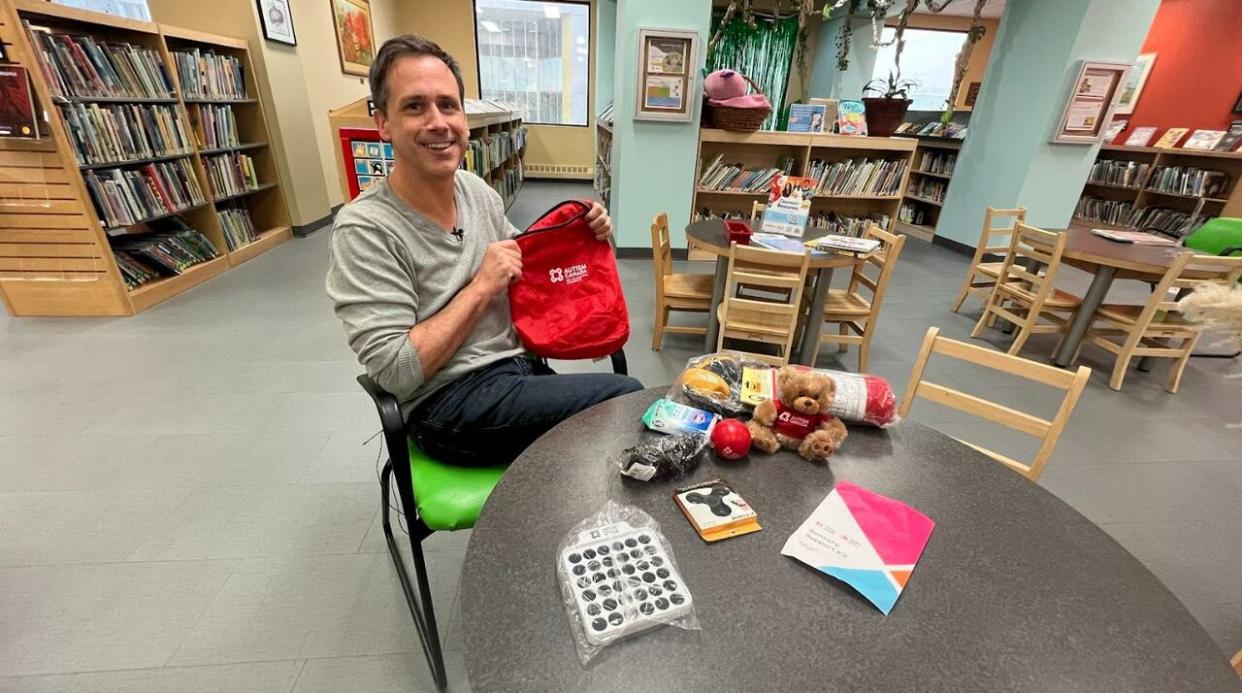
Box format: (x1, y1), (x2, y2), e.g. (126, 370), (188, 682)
(369, 34), (466, 115)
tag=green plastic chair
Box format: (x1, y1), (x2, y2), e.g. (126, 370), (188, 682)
(356, 350), (629, 689)
(1183, 217), (1242, 258)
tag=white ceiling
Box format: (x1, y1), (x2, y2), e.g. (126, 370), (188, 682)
(926, 0), (1006, 19)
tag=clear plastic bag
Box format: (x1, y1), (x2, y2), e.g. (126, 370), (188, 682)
(556, 501), (700, 665)
(616, 431), (707, 482)
(665, 351), (771, 417)
(741, 364), (901, 428)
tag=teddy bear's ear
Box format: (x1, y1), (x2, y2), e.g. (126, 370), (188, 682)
(776, 366), (799, 388)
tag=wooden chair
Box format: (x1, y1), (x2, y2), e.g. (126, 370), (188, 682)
(716, 243), (811, 365)
(900, 327), (1091, 481)
(1080, 251), (1242, 392)
(750, 201), (765, 221)
(651, 213), (713, 350)
(951, 207), (1027, 313)
(1232, 648), (1242, 676)
(970, 223), (1082, 356)
(814, 224), (907, 371)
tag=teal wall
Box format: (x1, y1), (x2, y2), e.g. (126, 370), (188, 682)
(611, 0), (712, 249)
(807, 16), (878, 101)
(936, 0), (1160, 246)
(595, 0), (618, 115)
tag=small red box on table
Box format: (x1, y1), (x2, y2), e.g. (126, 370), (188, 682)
(724, 220), (752, 245)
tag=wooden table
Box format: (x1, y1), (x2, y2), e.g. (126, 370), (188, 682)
(1050, 226), (1191, 367)
(684, 220), (860, 364)
(461, 389), (1242, 692)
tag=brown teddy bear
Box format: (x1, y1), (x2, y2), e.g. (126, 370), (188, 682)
(747, 366), (848, 462)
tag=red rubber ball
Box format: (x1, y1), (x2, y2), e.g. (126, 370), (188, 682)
(710, 419), (751, 460)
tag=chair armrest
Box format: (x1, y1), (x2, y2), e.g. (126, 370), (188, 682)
(357, 374), (411, 469)
(1220, 245), (1242, 257)
(609, 349), (628, 376)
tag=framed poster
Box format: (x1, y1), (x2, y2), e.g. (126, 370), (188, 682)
(257, 0), (297, 46)
(1114, 53), (1155, 115)
(331, 0), (375, 77)
(634, 28), (698, 122)
(1053, 61), (1129, 144)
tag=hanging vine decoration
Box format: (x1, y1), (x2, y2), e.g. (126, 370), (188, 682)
(940, 0), (988, 120)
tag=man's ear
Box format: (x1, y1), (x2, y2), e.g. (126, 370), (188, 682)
(374, 109), (390, 143)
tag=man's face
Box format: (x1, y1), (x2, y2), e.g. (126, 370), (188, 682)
(375, 55), (469, 181)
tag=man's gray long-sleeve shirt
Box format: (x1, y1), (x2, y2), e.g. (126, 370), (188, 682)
(325, 171), (524, 416)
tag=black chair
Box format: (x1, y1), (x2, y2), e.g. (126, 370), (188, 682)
(358, 351), (628, 689)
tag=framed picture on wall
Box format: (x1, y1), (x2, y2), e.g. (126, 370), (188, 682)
(1114, 52), (1155, 115)
(257, 0), (297, 46)
(331, 0), (375, 77)
(1052, 60), (1129, 144)
(634, 28), (699, 122)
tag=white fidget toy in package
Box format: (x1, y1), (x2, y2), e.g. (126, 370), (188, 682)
(556, 502), (699, 664)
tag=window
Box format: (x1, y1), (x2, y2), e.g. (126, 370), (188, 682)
(474, 0), (590, 126)
(870, 27), (966, 111)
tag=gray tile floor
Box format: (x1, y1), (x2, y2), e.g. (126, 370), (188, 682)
(1, 180), (1238, 691)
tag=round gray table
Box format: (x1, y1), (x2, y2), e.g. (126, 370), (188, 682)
(461, 389), (1240, 692)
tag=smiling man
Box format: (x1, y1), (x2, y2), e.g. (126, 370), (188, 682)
(326, 35), (642, 466)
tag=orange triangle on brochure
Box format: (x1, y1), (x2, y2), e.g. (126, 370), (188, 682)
(890, 569), (912, 588)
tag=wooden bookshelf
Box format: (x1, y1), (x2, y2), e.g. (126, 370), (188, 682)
(893, 136), (962, 241)
(0, 1), (292, 316)
(1072, 144), (1242, 233)
(327, 97), (526, 210)
(691, 129), (917, 237)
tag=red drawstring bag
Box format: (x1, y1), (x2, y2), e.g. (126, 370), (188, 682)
(509, 200), (630, 360)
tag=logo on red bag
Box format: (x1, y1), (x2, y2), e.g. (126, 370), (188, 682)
(548, 264), (588, 286)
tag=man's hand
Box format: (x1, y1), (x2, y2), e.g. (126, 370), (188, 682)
(471, 240), (523, 298)
(584, 200), (613, 241)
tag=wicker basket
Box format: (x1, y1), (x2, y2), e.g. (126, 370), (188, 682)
(704, 73), (771, 132)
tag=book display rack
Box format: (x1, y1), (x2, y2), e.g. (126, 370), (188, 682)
(0, 1), (291, 316)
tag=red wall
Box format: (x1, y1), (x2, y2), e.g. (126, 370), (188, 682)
(1123, 0), (1242, 133)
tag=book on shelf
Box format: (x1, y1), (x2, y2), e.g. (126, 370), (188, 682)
(806, 157), (907, 197)
(0, 66), (40, 139)
(787, 103), (828, 133)
(1088, 159), (1149, 188)
(898, 202), (928, 225)
(1153, 128), (1189, 149)
(1180, 129), (1226, 151)
(1215, 121), (1242, 152)
(172, 49), (246, 100)
(61, 102), (191, 165)
(917, 150), (956, 175)
(1130, 207), (1205, 238)
(204, 152), (259, 197)
(25, 24), (175, 100)
(1074, 196), (1134, 226)
(837, 100), (867, 136)
(697, 152), (795, 193)
(759, 175), (817, 237)
(1123, 126), (1157, 147)
(908, 177), (946, 202)
(1145, 166), (1228, 198)
(83, 158), (207, 229)
(217, 205), (258, 250)
(810, 211), (890, 237)
(111, 221), (220, 285)
(196, 104), (241, 149)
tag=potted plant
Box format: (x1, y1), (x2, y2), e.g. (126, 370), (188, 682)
(862, 71), (917, 138)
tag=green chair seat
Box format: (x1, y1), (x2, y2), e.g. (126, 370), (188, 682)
(409, 439), (506, 531)
(1184, 217), (1242, 257)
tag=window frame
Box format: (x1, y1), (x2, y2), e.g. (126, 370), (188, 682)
(870, 25), (968, 112)
(472, 0), (593, 128)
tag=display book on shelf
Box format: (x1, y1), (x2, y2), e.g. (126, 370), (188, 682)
(594, 103), (613, 210)
(0, 2), (291, 317)
(325, 95), (527, 209)
(691, 128), (916, 239)
(888, 125), (963, 242)
(1072, 143), (1242, 238)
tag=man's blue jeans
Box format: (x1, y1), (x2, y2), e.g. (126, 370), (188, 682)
(407, 356), (644, 466)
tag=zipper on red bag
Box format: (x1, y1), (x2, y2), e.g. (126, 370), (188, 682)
(516, 200), (591, 238)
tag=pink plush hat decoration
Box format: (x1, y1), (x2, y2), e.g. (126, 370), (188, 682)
(704, 69), (748, 101)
